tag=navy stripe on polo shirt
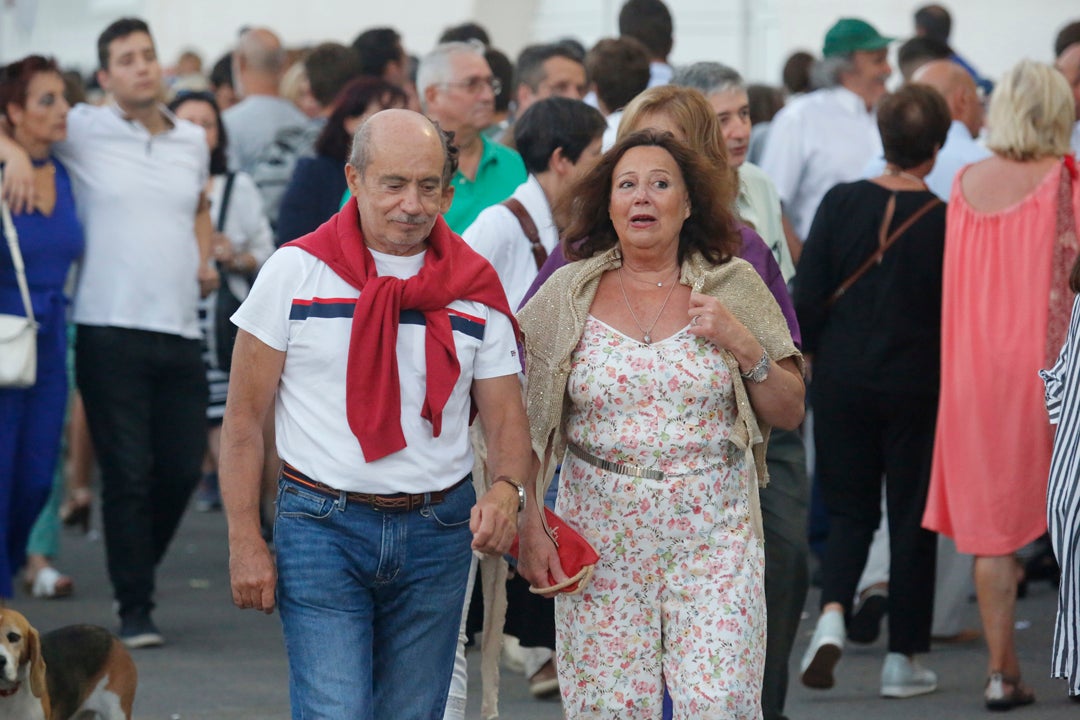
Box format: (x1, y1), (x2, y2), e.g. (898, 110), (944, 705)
(289, 298), (486, 340)
(290, 297), (356, 320)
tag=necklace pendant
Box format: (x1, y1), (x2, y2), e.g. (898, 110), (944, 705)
(643, 333), (652, 344)
(657, 281), (663, 287)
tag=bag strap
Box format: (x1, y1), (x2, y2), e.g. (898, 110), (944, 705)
(0, 167), (36, 325)
(827, 193), (942, 307)
(500, 197), (548, 271)
(217, 171), (237, 233)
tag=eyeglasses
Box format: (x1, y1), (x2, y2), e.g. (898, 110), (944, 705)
(441, 76), (501, 96)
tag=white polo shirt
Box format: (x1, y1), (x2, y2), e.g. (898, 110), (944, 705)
(56, 103), (209, 339)
(232, 246), (521, 494)
(463, 175), (558, 310)
(759, 86), (882, 241)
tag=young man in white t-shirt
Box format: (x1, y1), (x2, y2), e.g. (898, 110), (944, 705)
(0, 17), (217, 650)
(220, 110), (544, 720)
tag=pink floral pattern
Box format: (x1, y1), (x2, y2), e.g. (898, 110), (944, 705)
(555, 316), (765, 719)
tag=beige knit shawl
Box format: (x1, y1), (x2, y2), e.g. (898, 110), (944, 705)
(519, 246), (803, 539)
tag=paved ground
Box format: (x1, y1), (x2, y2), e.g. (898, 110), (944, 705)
(19, 507), (1072, 719)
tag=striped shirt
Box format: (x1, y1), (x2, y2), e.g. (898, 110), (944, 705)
(1041, 293), (1080, 694)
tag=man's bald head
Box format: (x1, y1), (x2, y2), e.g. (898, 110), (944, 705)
(349, 109), (448, 179)
(345, 109), (453, 255)
(1056, 43), (1080, 117)
(913, 59), (983, 137)
(237, 27), (286, 74)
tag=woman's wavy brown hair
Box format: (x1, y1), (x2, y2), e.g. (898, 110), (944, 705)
(559, 129), (740, 266)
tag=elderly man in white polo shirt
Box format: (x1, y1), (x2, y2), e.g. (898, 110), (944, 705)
(0, 17), (217, 649)
(760, 17), (893, 259)
(220, 109), (535, 720)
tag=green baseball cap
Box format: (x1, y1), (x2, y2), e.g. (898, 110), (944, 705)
(823, 18), (895, 57)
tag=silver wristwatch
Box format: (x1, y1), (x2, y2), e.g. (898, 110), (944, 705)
(494, 476), (526, 513)
(740, 349), (771, 384)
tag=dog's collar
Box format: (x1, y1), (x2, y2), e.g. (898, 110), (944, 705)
(0, 682), (20, 697)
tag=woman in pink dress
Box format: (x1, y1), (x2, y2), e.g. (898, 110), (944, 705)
(923, 59), (1080, 710)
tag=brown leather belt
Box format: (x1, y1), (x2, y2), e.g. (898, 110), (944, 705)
(281, 462), (470, 512)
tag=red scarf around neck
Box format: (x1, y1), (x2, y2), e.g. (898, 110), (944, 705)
(286, 200), (520, 462)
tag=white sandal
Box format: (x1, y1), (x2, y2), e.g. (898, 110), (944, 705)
(25, 565), (74, 599)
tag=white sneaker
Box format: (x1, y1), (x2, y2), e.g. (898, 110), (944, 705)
(880, 652), (937, 698)
(800, 610), (844, 689)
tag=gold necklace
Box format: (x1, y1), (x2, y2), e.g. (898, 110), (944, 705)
(617, 266), (679, 345)
(884, 166), (927, 187)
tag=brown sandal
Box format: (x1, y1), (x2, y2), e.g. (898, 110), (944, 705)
(984, 672), (1035, 711)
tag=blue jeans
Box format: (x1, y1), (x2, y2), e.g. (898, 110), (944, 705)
(275, 474), (476, 720)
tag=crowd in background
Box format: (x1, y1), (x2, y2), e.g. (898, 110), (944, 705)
(2, 1), (1080, 718)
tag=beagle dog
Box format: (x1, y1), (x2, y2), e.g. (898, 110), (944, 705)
(0, 608), (136, 720)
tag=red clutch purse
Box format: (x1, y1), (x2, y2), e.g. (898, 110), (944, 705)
(509, 507), (599, 595)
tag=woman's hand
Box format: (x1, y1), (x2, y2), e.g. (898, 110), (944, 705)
(516, 512), (570, 599)
(688, 291), (805, 430)
(687, 291), (761, 368)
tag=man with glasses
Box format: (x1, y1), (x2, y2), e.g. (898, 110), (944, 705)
(418, 41), (526, 232)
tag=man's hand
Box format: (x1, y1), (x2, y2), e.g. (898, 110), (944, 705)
(198, 261), (220, 298)
(228, 533), (277, 613)
(469, 481), (520, 555)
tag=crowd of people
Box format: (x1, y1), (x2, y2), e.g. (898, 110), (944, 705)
(1, 1), (1080, 719)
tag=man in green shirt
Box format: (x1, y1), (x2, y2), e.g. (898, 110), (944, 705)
(417, 40), (526, 233)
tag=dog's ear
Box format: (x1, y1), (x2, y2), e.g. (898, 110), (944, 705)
(26, 626), (47, 700)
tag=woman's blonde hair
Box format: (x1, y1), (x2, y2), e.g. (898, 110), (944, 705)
(615, 85), (737, 206)
(986, 59), (1075, 161)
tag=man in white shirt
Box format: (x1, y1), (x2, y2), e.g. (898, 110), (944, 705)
(760, 18), (894, 255)
(618, 0), (674, 88)
(222, 27), (308, 173)
(221, 109), (536, 720)
(1055, 42), (1080, 155)
(584, 37), (651, 152)
(465, 97), (605, 309)
(0, 17), (218, 649)
(864, 60), (989, 200)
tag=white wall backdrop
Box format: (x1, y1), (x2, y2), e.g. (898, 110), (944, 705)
(0, 0), (1074, 87)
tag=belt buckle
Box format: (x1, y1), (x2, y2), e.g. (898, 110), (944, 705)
(370, 494), (413, 512)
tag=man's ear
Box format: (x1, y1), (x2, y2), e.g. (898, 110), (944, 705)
(344, 163), (362, 200)
(549, 147), (571, 176)
(96, 68), (110, 95)
(423, 83), (440, 113)
(440, 185), (455, 214)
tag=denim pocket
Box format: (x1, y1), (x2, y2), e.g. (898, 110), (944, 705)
(278, 482), (335, 520)
(428, 481), (476, 528)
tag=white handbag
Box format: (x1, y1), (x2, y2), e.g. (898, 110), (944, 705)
(0, 169), (38, 389)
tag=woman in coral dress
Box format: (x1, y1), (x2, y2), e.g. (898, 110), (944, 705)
(923, 60), (1080, 710)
